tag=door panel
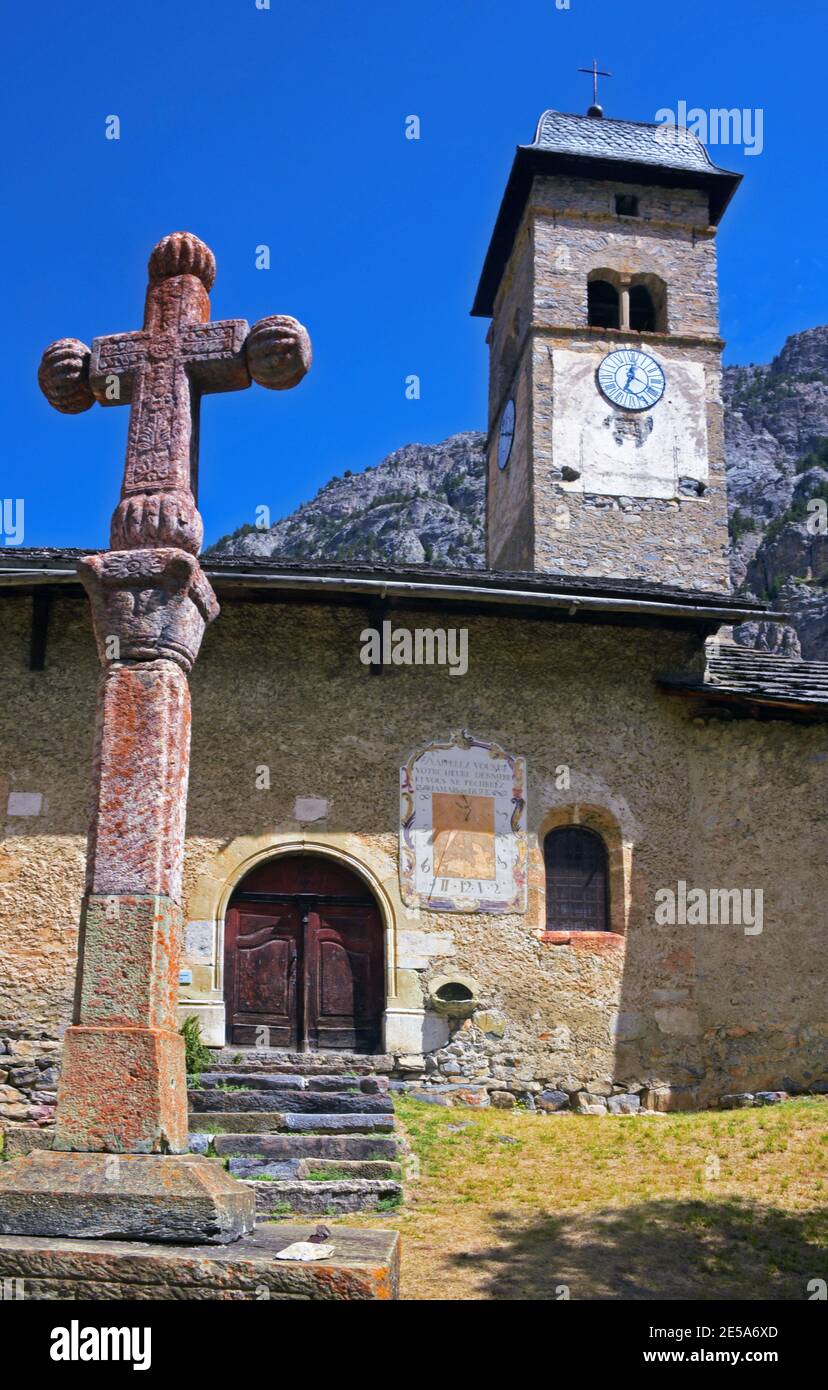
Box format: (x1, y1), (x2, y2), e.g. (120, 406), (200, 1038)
(319, 940), (355, 1016)
(306, 908), (384, 1052)
(224, 906), (300, 1048)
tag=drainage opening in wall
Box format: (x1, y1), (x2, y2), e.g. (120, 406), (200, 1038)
(436, 982), (473, 1003)
(428, 974), (480, 1019)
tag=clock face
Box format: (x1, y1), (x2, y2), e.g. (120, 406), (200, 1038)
(497, 398), (515, 470)
(597, 349), (665, 411)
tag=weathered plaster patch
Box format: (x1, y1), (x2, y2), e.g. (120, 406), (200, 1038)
(184, 921), (214, 962)
(654, 1006), (700, 1037)
(293, 797), (329, 822)
(7, 793), (44, 817)
(397, 931), (455, 971)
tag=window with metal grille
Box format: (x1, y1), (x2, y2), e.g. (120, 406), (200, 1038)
(544, 826), (609, 932)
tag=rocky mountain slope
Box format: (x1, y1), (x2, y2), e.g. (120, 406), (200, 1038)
(210, 431), (486, 570)
(209, 328), (828, 660)
(723, 329), (828, 659)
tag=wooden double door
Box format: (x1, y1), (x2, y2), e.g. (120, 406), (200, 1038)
(224, 855), (384, 1052)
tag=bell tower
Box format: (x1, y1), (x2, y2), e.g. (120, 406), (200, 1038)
(472, 99), (741, 592)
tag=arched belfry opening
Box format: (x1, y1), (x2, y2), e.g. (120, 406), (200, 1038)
(587, 276), (620, 329)
(223, 854), (385, 1053)
(630, 273), (667, 333)
(629, 284), (656, 333)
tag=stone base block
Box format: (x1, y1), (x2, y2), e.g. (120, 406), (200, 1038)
(0, 1151), (255, 1245)
(0, 1222), (399, 1299)
(78, 894), (181, 1031)
(176, 999), (225, 1047)
(2, 1127), (54, 1157)
(54, 1025), (188, 1153)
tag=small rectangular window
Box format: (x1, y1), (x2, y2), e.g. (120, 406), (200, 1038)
(615, 194), (639, 217)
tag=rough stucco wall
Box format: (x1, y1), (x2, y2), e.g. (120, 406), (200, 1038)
(0, 598), (93, 1032)
(1, 593), (824, 1109)
(686, 720), (828, 1105)
(184, 600), (703, 1105)
(489, 218), (534, 416)
(486, 218), (535, 571)
(486, 347), (534, 572)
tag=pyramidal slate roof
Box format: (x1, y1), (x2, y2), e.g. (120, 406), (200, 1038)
(533, 109), (730, 176)
(472, 107), (741, 316)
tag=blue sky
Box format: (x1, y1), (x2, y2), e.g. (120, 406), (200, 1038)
(2, 0), (824, 549)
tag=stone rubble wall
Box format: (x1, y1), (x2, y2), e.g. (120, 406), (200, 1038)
(1, 1021), (824, 1150)
(0, 1030), (60, 1136)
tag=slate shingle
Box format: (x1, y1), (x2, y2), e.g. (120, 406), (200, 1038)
(532, 109), (731, 176)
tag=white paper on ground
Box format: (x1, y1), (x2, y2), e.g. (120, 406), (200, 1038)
(275, 1242), (335, 1262)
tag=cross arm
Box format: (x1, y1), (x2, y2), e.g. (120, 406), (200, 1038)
(89, 332), (149, 407)
(182, 319), (250, 394)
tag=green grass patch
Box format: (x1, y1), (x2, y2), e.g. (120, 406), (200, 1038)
(343, 1096), (828, 1300)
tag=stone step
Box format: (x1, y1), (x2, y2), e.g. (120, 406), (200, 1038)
(227, 1157), (402, 1181)
(298, 1158), (401, 1181)
(283, 1112), (396, 1134)
(210, 1050), (394, 1075)
(188, 1089), (394, 1115)
(229, 1157), (301, 1181)
(195, 1073), (305, 1091)
(210, 1134), (400, 1161)
(246, 1178), (403, 1217)
(188, 1111), (396, 1135)
(184, 1065), (405, 1218)
(189, 1112), (289, 1135)
(194, 1072), (387, 1094)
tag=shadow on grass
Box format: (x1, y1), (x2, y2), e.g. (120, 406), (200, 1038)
(449, 1198), (828, 1300)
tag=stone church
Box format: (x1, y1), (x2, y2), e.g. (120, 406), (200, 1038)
(1, 102), (826, 1133)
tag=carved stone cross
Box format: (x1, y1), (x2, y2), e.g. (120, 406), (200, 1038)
(38, 230), (311, 553)
(0, 234), (311, 1234)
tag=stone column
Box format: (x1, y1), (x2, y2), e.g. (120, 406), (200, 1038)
(619, 276), (631, 331)
(0, 550), (255, 1241)
(54, 550), (209, 1154)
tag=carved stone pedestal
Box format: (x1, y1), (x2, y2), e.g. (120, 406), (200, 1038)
(0, 1224), (399, 1299)
(0, 542), (258, 1241)
(0, 1152), (254, 1245)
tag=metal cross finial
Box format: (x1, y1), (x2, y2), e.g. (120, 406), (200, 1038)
(578, 59), (612, 113)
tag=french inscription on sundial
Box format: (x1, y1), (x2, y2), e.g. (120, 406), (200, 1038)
(400, 731), (527, 913)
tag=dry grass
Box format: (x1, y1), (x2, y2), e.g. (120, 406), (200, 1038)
(342, 1095), (828, 1300)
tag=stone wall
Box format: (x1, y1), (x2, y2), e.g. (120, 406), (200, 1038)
(486, 220), (535, 572)
(0, 592), (825, 1139)
(0, 1032), (60, 1137)
(486, 173), (731, 591)
(530, 333), (730, 591)
(530, 177), (719, 336)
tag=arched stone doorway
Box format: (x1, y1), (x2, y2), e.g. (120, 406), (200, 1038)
(223, 853), (385, 1053)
